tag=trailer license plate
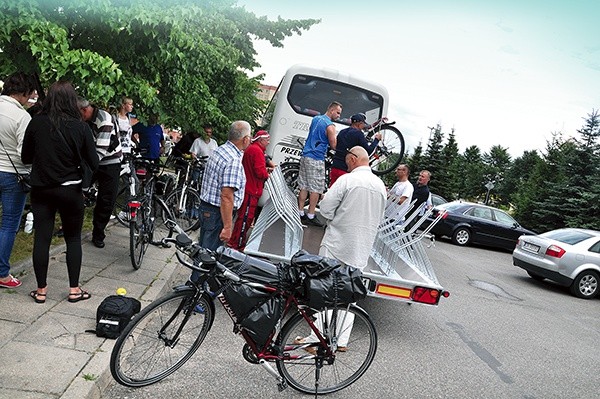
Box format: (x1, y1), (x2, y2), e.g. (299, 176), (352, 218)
(522, 242), (540, 253)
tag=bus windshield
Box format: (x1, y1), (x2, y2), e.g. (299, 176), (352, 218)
(287, 74), (385, 125)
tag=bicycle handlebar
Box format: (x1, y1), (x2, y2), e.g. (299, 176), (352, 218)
(162, 228), (241, 283)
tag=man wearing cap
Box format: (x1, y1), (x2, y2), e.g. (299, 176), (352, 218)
(228, 130), (275, 250)
(329, 113), (381, 186)
(78, 97), (123, 248)
(297, 101), (342, 227)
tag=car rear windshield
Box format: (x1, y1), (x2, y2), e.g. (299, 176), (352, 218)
(542, 230), (594, 245)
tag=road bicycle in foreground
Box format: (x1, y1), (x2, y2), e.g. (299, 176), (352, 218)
(110, 224), (378, 395)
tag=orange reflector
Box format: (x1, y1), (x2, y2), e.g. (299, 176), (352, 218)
(376, 284), (411, 299)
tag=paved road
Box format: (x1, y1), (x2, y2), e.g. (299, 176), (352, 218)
(102, 239), (600, 399)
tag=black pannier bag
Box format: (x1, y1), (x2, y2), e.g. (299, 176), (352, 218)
(94, 295), (142, 339)
(290, 250), (368, 309)
(217, 247), (292, 348)
(222, 283), (283, 348)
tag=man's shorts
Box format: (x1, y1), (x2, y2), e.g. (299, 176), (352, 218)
(297, 156), (326, 194)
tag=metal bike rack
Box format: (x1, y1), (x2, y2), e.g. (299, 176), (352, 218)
(244, 167), (304, 262)
(368, 199), (445, 286)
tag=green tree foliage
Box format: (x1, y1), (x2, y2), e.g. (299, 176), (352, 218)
(482, 145), (511, 206)
(457, 145), (486, 201)
(436, 129), (460, 200)
(0, 0), (318, 137)
(422, 124), (445, 182)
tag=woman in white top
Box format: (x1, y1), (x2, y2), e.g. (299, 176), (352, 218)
(0, 73), (37, 288)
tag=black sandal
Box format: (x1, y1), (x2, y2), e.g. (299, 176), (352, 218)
(68, 289), (91, 303)
(29, 290), (47, 304)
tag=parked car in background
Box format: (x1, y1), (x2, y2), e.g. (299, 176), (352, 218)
(424, 201), (535, 251)
(431, 193), (447, 208)
(513, 228), (600, 299)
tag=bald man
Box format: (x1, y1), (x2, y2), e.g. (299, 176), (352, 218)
(298, 146), (386, 351)
(318, 146), (386, 270)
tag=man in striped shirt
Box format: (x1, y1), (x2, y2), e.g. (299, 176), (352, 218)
(78, 97), (123, 248)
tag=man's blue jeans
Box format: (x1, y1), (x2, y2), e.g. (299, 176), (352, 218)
(0, 171), (27, 278)
(191, 201), (223, 282)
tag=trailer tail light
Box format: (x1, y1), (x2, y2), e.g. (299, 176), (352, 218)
(545, 245), (566, 258)
(128, 201), (141, 218)
(412, 286), (448, 305)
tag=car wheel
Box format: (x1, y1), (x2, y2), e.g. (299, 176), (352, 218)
(569, 270), (599, 299)
(527, 271), (545, 281)
(451, 227), (471, 246)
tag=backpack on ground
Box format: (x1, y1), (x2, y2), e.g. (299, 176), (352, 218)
(94, 295), (141, 339)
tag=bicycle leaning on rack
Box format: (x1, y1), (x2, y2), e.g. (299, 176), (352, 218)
(280, 117), (404, 195)
(110, 223), (378, 395)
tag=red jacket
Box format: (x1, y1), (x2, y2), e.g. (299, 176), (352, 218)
(242, 142), (269, 197)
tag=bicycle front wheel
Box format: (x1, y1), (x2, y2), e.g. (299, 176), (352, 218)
(370, 125), (405, 175)
(129, 208), (148, 270)
(276, 305), (377, 395)
(164, 187), (202, 231)
(110, 289), (214, 387)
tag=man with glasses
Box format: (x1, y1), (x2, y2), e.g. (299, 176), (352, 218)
(296, 146), (386, 351)
(329, 113), (381, 186)
(195, 121), (251, 270)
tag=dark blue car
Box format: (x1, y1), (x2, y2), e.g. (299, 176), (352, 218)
(425, 201), (536, 251)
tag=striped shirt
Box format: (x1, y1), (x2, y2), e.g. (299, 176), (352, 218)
(200, 141), (246, 209)
(89, 108), (122, 165)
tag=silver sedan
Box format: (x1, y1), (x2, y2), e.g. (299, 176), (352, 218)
(513, 228), (600, 299)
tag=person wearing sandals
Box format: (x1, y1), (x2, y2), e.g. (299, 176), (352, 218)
(0, 72), (37, 289)
(21, 81), (99, 303)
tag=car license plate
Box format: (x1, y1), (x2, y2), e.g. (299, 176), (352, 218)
(522, 242), (540, 253)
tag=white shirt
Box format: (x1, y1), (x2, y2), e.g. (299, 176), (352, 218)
(190, 137), (218, 158)
(318, 166), (386, 270)
(0, 95), (31, 174)
(384, 180), (414, 221)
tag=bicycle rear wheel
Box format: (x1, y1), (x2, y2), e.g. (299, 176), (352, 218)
(276, 305), (377, 395)
(370, 125), (404, 175)
(164, 187), (202, 231)
(110, 290), (213, 387)
(280, 161), (300, 196)
(129, 207), (148, 270)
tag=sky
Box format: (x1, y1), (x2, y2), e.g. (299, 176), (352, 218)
(238, 0), (600, 158)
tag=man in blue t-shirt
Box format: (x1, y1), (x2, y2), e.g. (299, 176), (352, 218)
(297, 101), (342, 227)
(330, 113), (381, 186)
(132, 113), (164, 160)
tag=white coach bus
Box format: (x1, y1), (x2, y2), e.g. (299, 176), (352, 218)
(259, 64), (391, 166)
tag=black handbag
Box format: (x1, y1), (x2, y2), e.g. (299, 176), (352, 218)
(0, 138), (31, 193)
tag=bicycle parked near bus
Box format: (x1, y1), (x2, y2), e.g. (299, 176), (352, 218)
(280, 117), (404, 195)
(110, 223), (378, 395)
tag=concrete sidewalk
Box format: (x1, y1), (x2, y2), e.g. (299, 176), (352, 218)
(0, 222), (186, 399)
